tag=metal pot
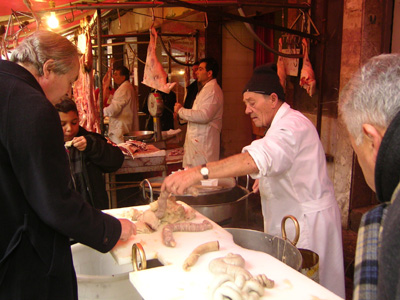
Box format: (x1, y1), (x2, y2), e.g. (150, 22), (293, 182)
(140, 177), (250, 226)
(281, 215), (320, 282)
(123, 131), (154, 141)
(224, 228), (303, 271)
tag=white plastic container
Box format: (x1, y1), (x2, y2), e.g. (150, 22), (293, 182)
(71, 243), (142, 300)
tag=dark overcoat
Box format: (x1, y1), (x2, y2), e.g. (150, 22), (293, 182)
(0, 60), (121, 299)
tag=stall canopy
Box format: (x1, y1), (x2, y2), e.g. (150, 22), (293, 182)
(0, 0), (117, 50)
(0, 1), (315, 53)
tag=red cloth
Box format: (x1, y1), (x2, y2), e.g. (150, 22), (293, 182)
(95, 87), (115, 108)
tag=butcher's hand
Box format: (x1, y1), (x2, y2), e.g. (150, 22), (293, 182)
(161, 167), (201, 195)
(252, 179), (260, 193)
(72, 136), (87, 151)
(118, 218), (136, 241)
(174, 103), (183, 114)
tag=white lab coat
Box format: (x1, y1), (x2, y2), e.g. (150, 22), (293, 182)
(242, 103), (345, 298)
(178, 79), (223, 167)
(104, 80), (139, 144)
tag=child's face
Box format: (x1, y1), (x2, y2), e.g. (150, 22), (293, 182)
(59, 111), (79, 142)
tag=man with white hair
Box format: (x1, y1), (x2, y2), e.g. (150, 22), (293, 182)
(339, 53), (400, 300)
(0, 30), (135, 299)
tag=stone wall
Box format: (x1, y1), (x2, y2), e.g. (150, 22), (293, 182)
(220, 21), (255, 157)
(332, 0), (386, 227)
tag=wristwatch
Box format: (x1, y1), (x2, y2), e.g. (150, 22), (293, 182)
(200, 164), (209, 180)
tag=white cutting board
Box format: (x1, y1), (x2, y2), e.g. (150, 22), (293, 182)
(105, 204), (343, 300)
(105, 203), (232, 266)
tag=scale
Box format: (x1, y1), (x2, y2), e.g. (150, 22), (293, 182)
(147, 92), (166, 149)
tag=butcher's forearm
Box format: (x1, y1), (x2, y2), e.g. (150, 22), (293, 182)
(206, 153), (258, 179)
(161, 152), (258, 195)
(103, 103), (123, 117)
(179, 107), (217, 124)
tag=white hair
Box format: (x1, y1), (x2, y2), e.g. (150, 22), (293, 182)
(11, 30), (78, 76)
(339, 53), (400, 145)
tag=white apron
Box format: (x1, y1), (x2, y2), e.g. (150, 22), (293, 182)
(104, 80), (139, 144)
(178, 79), (223, 167)
(243, 103), (345, 298)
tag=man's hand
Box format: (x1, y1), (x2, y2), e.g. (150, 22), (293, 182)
(174, 103), (183, 114)
(161, 167), (201, 195)
(71, 136), (87, 151)
(252, 179), (260, 193)
(118, 218), (136, 241)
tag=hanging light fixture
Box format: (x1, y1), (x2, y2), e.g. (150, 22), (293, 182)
(47, 12), (59, 29)
(47, 0), (59, 29)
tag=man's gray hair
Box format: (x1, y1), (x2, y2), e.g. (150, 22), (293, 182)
(11, 30), (79, 76)
(339, 53), (400, 145)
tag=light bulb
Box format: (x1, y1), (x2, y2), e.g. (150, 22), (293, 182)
(47, 12), (59, 29)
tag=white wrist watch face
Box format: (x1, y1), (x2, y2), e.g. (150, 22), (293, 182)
(200, 167), (209, 178)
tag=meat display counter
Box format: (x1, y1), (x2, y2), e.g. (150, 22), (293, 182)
(87, 204), (344, 300)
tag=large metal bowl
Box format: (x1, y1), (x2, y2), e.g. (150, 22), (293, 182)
(141, 176), (237, 196)
(124, 131), (154, 141)
(140, 177), (249, 226)
(225, 228), (303, 271)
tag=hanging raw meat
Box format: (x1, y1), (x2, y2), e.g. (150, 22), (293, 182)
(277, 37), (286, 92)
(73, 56), (100, 133)
(83, 31), (93, 72)
(299, 38), (316, 97)
(142, 26), (176, 94)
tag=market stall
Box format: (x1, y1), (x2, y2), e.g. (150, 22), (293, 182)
(72, 203), (343, 300)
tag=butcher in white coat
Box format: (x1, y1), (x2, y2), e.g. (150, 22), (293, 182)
(163, 63), (345, 298)
(103, 65), (139, 144)
(175, 57), (223, 167)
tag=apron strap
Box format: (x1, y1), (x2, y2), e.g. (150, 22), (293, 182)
(301, 195), (336, 214)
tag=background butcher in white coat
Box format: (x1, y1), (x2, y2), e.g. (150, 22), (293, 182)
(104, 65), (139, 144)
(174, 57), (223, 167)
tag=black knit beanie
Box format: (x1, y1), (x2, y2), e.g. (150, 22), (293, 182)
(242, 63), (285, 101)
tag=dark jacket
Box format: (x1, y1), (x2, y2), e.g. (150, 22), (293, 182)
(67, 126), (124, 210)
(179, 80), (199, 125)
(0, 60), (121, 299)
(375, 110), (400, 300)
(184, 79), (199, 109)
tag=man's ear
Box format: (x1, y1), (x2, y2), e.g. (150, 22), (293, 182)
(42, 59), (56, 78)
(362, 123), (384, 159)
(270, 93), (279, 107)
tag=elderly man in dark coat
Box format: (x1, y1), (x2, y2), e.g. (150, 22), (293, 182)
(0, 30), (135, 299)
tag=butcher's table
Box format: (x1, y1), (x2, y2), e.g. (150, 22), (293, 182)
(106, 147), (184, 208)
(105, 204), (344, 300)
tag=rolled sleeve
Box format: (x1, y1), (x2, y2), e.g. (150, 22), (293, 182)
(242, 128), (296, 178)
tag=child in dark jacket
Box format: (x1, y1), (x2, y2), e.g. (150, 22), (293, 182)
(55, 98), (124, 209)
